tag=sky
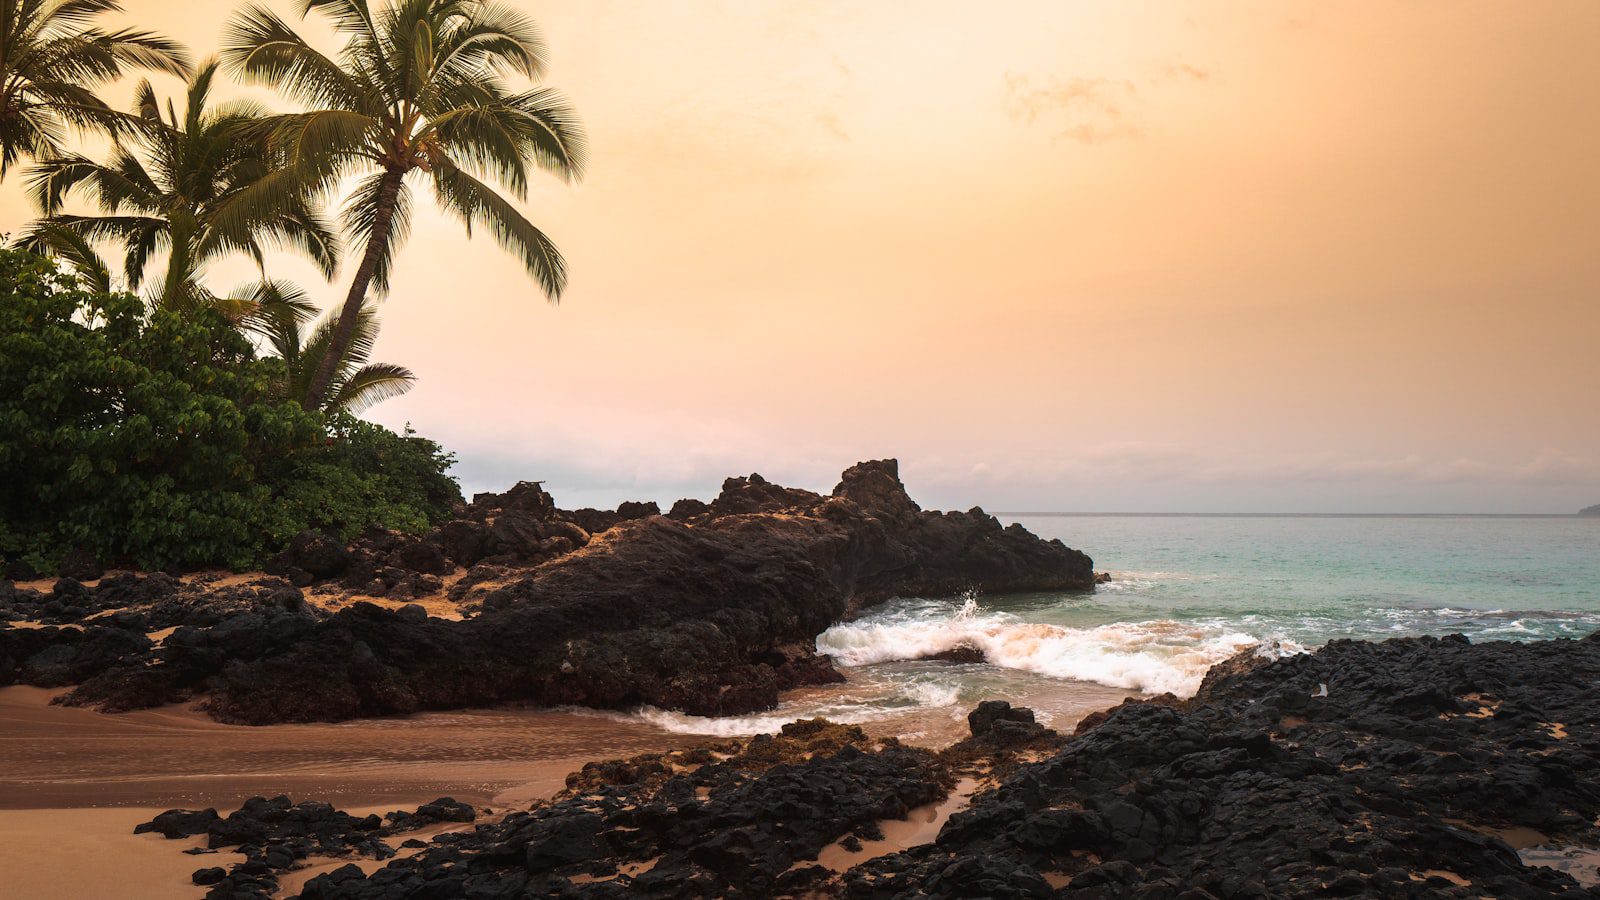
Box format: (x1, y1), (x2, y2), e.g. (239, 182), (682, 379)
(3, 1), (1598, 512)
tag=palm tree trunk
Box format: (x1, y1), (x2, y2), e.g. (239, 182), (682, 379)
(303, 168), (405, 410)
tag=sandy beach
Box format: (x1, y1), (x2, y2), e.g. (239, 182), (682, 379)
(0, 679), (1135, 898)
(0, 686), (694, 898)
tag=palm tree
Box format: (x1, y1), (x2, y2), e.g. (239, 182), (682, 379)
(21, 59), (339, 313)
(0, 0), (191, 177)
(222, 0), (585, 409)
(250, 279), (415, 413)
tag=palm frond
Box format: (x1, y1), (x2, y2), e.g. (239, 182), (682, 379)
(432, 159), (565, 299)
(327, 361), (414, 413)
(0, 0), (191, 176)
(16, 220), (113, 293)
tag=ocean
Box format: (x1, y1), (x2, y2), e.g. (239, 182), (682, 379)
(615, 514), (1600, 743)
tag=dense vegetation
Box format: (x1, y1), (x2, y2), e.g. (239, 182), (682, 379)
(0, 249), (459, 574)
(0, 0), (586, 574)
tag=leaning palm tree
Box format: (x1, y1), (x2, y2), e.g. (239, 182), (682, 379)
(251, 279), (415, 413)
(0, 0), (191, 177)
(222, 0), (585, 409)
(21, 59), (339, 313)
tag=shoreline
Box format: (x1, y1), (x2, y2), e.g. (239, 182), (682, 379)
(0, 678), (1124, 899)
(4, 635), (1598, 897)
(0, 685), (696, 811)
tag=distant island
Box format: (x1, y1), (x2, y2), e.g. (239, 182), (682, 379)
(1583, 504), (1600, 516)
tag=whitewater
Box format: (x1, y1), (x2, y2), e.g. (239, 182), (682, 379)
(612, 514), (1600, 740)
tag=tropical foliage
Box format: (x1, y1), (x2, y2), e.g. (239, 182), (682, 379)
(0, 0), (191, 176)
(20, 59), (338, 311)
(250, 279), (415, 413)
(223, 0), (585, 407)
(1, 1), (584, 573)
(0, 248), (459, 572)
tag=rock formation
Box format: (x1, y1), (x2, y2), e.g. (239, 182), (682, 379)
(133, 635), (1600, 898)
(1, 460), (1094, 724)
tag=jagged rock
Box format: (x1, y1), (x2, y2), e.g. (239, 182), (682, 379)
(136, 808), (222, 839)
(294, 721), (945, 900)
(7, 460), (1094, 725)
(132, 635), (1600, 900)
(497, 481), (557, 518)
(564, 507), (620, 534)
(967, 699), (1034, 736)
(433, 519), (490, 567)
(265, 531), (350, 580)
(850, 635), (1600, 898)
(386, 539), (451, 576)
(667, 497), (710, 520)
(834, 458), (922, 521)
(616, 500), (661, 520)
(709, 472), (824, 515)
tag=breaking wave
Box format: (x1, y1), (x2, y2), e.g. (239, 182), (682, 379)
(816, 595), (1295, 698)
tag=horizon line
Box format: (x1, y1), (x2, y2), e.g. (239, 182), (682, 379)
(992, 511), (1593, 519)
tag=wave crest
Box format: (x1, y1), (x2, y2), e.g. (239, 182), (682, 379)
(817, 601), (1288, 697)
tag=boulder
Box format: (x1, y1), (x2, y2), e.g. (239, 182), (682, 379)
(266, 532), (351, 580)
(832, 458), (921, 521)
(667, 498), (710, 520)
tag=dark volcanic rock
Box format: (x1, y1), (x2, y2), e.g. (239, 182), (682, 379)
(563, 501), (657, 536)
(616, 500), (661, 520)
(14, 459), (1093, 725)
(266, 532), (351, 580)
(835, 458), (922, 522)
(135, 795), (477, 900)
(667, 497), (711, 520)
(130, 635), (1600, 899)
(433, 519), (490, 567)
(849, 635), (1600, 899)
(709, 472), (824, 515)
(296, 722), (948, 900)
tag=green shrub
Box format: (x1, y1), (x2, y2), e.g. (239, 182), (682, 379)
(265, 413), (460, 542)
(0, 248), (461, 573)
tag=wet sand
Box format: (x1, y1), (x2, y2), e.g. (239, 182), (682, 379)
(0, 686), (691, 810)
(0, 686), (696, 898)
(0, 677), (1134, 898)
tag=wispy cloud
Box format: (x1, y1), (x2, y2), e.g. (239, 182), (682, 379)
(916, 445), (1600, 490)
(1004, 60), (1211, 144)
(1003, 74), (1142, 144)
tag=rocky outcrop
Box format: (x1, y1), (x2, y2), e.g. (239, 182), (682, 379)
(290, 721), (948, 900)
(850, 634), (1600, 898)
(131, 637), (1600, 898)
(0, 460), (1094, 724)
(136, 795), (481, 899)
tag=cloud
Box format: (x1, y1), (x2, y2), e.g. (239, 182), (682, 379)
(1513, 449), (1600, 486)
(815, 112), (850, 141)
(909, 446), (1600, 491)
(1157, 63), (1211, 83)
(1003, 74), (1141, 144)
(1004, 60), (1213, 145)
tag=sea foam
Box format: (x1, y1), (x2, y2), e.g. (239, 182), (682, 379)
(816, 596), (1286, 697)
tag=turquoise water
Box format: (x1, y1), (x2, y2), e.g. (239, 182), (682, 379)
(628, 515), (1600, 740)
(1016, 514), (1600, 643)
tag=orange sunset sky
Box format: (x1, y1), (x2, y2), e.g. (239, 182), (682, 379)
(3, 1), (1597, 512)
